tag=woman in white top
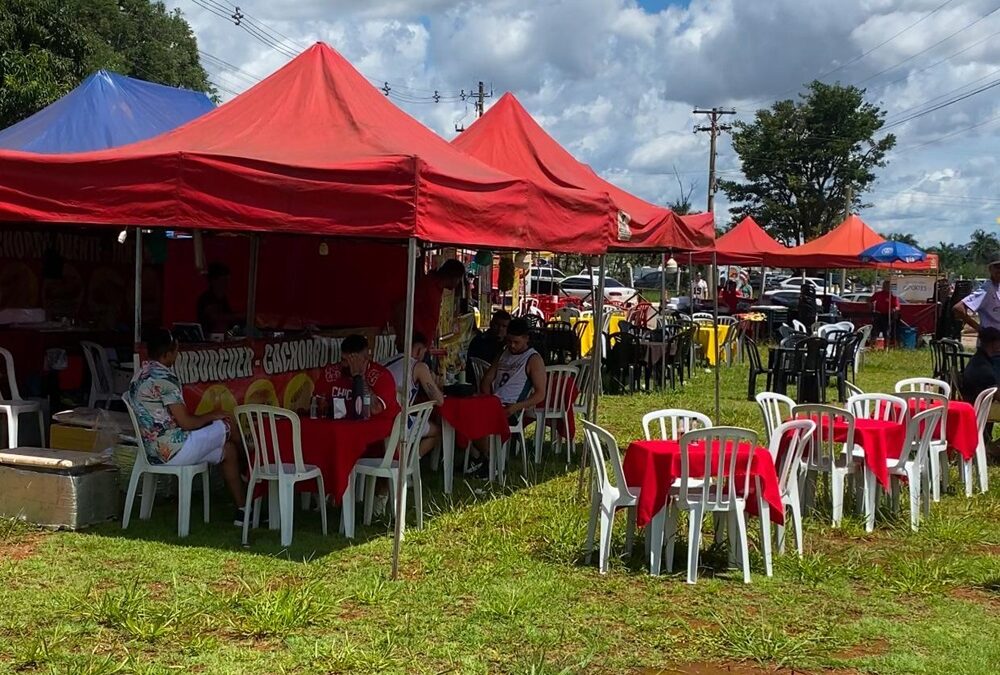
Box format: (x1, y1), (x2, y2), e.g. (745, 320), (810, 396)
(384, 332), (443, 457)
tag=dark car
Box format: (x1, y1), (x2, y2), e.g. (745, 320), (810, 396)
(634, 270), (665, 289)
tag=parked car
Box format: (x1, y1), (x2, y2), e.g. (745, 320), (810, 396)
(838, 292), (872, 304)
(559, 275), (637, 304)
(634, 270), (668, 289)
(757, 289), (843, 309)
(526, 266), (565, 295)
(779, 276), (827, 291)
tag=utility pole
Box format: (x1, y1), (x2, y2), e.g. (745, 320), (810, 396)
(694, 107), (734, 425)
(693, 107), (735, 213)
(455, 81), (492, 132)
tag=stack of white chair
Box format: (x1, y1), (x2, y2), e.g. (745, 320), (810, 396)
(532, 365), (578, 465)
(895, 378), (951, 501)
(0, 347), (46, 448)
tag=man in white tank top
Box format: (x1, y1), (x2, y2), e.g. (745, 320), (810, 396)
(467, 318), (547, 476)
(384, 332), (444, 458)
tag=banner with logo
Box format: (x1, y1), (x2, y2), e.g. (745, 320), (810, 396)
(137, 330), (374, 415)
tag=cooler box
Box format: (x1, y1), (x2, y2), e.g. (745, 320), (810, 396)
(0, 448), (119, 529)
(899, 326), (917, 349)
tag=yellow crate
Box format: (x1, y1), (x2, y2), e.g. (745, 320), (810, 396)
(49, 424), (101, 452)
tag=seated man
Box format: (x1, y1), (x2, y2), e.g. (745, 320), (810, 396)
(469, 318), (546, 477)
(467, 310), (511, 372)
(328, 334), (399, 516)
(328, 334), (396, 419)
(384, 331), (444, 458)
(961, 326), (1000, 404)
(127, 328), (246, 524)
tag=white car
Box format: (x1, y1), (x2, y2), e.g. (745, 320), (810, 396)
(780, 277), (827, 291)
(759, 289), (823, 308)
(838, 292), (872, 304)
(559, 275), (637, 305)
(526, 266), (565, 295)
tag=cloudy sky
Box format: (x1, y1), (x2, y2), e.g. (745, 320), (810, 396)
(170, 0), (1000, 246)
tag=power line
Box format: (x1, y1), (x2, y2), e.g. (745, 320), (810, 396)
(883, 77), (1000, 128)
(883, 65), (1000, 123)
(852, 4), (1000, 87)
(878, 25), (1000, 90)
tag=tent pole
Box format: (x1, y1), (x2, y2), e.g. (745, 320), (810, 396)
(659, 252), (667, 388)
(133, 228), (143, 345)
(391, 237), (417, 580)
(246, 234), (260, 338)
(712, 251), (720, 423)
(688, 252), (695, 374)
(577, 255), (606, 500)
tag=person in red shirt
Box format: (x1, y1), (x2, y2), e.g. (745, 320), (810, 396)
(870, 280), (901, 344)
(393, 259), (466, 346)
(327, 334), (398, 419)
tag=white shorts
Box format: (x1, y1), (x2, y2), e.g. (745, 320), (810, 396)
(167, 420), (227, 466)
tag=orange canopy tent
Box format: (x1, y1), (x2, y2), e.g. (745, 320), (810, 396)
(689, 216), (787, 265)
(767, 215), (937, 270)
(452, 92), (714, 251)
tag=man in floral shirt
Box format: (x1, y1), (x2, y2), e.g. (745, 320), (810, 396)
(127, 329), (246, 524)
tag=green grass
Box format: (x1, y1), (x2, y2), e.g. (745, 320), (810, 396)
(1, 349), (999, 673)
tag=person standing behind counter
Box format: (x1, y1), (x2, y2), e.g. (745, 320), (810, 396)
(197, 262), (243, 337)
(393, 259), (466, 348)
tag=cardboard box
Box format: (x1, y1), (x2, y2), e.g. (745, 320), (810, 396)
(0, 448), (119, 529)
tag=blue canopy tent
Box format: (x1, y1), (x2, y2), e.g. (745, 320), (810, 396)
(0, 70), (214, 153)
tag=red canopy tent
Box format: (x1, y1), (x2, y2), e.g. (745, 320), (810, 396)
(0, 44), (611, 255)
(767, 215), (937, 270)
(690, 216), (786, 265)
(451, 92), (714, 251)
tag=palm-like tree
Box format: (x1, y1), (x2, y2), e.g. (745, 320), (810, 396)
(969, 229), (1000, 265)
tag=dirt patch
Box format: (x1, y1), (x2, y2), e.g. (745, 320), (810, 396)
(834, 637), (889, 661)
(950, 586), (1000, 608)
(0, 533), (43, 561)
(637, 663), (790, 674)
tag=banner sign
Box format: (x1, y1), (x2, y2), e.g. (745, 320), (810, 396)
(136, 330), (374, 416)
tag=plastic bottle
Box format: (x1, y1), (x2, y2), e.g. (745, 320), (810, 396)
(361, 390), (372, 420)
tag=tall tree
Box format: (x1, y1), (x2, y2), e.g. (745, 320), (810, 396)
(0, 0), (211, 129)
(968, 228), (1000, 265)
(720, 81), (895, 245)
(886, 232), (919, 246)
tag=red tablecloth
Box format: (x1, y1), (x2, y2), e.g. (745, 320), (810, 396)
(828, 417), (906, 489)
(439, 395), (512, 447)
(259, 413), (397, 504)
(907, 399), (979, 461)
(622, 439), (784, 528)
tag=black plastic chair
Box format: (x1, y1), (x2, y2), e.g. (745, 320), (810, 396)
(544, 321), (579, 364)
(826, 332), (861, 402)
(604, 331), (647, 394)
(744, 336), (774, 401)
(794, 337), (828, 404)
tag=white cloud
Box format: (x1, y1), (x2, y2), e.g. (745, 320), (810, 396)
(168, 0), (1000, 246)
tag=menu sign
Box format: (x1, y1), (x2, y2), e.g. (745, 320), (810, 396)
(137, 331), (374, 416)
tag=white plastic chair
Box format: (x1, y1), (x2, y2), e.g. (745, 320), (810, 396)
(469, 357), (491, 388)
(854, 325), (872, 374)
(844, 381), (865, 400)
(691, 312), (713, 321)
(642, 409), (712, 442)
(347, 401), (435, 539)
(895, 377), (952, 398)
(532, 365), (577, 465)
(235, 405), (327, 547)
(0, 347), (45, 448)
(847, 393), (907, 424)
(664, 426), (760, 584)
(122, 397), (210, 538)
(716, 316), (738, 326)
(582, 421), (640, 574)
(894, 391), (949, 502)
(835, 321), (855, 333)
(792, 404), (863, 528)
(643, 408), (712, 575)
(568, 358), (596, 422)
(965, 387), (996, 496)
(765, 419), (816, 563)
(755, 392), (795, 445)
(791, 319), (808, 334)
(81, 341), (124, 409)
(887, 407), (945, 531)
